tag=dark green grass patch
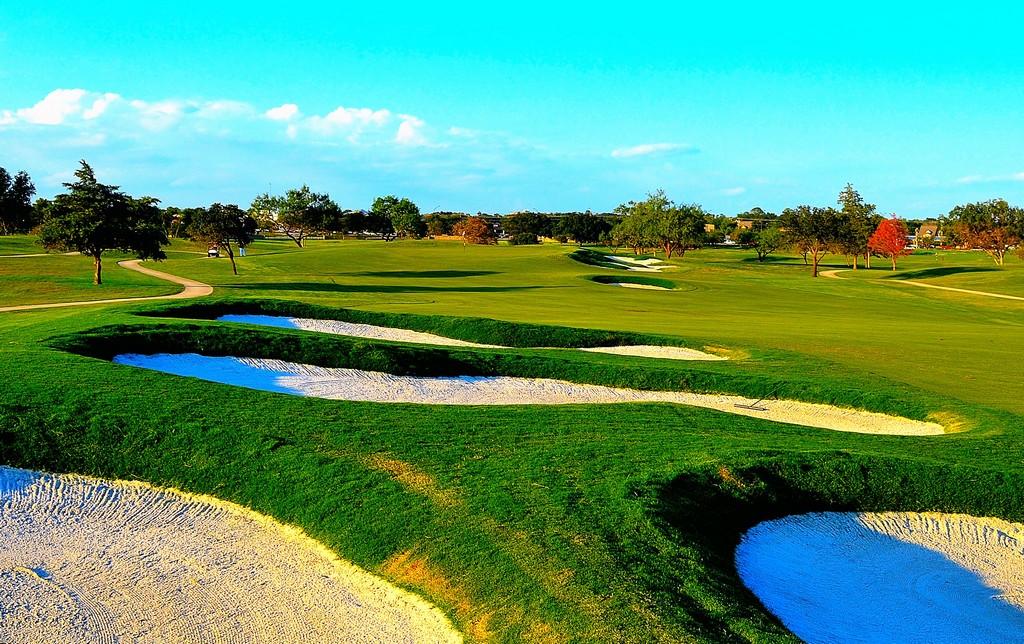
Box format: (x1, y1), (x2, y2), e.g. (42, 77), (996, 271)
(568, 248), (631, 270)
(588, 274), (677, 290)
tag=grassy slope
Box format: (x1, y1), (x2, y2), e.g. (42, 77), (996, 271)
(2, 237), (1023, 642)
(0, 235), (191, 305)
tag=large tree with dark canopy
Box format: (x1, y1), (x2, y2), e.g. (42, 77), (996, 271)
(781, 205), (843, 277)
(0, 166), (37, 235)
(37, 161), (167, 284)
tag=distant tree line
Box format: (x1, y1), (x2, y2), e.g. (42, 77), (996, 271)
(7, 162), (1024, 278)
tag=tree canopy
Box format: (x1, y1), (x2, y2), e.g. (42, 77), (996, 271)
(0, 166), (38, 235)
(613, 190), (706, 258)
(942, 199), (1023, 265)
(188, 203), (257, 275)
(502, 211), (552, 244)
(249, 186), (340, 247)
(37, 161), (168, 284)
(868, 217), (912, 271)
(835, 184), (882, 269)
(452, 216), (497, 245)
(780, 205), (842, 277)
(371, 195), (424, 239)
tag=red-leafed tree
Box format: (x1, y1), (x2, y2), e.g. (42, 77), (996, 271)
(868, 217), (912, 271)
(452, 216), (497, 245)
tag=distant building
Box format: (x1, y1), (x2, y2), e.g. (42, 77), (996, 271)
(915, 221), (941, 248)
(736, 219), (754, 230)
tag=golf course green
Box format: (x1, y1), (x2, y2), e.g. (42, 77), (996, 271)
(2, 235), (1023, 642)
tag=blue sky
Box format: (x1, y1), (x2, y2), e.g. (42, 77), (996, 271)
(2, 3), (1023, 217)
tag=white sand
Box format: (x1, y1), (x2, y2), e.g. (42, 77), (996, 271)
(603, 255), (665, 272)
(736, 512), (1024, 643)
(219, 314), (505, 348)
(604, 255), (664, 266)
(219, 315), (725, 361)
(0, 466), (461, 643)
(578, 345), (725, 361)
(113, 354), (944, 436)
(607, 282), (670, 290)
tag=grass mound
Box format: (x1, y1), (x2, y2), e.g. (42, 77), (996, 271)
(588, 275), (676, 290)
(138, 298), (703, 350)
(51, 321), (953, 422)
(634, 454), (1024, 639)
(568, 248), (631, 270)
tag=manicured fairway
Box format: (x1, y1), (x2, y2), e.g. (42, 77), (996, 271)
(1, 235), (1023, 642)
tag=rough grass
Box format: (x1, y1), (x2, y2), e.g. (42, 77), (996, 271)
(2, 237), (1024, 642)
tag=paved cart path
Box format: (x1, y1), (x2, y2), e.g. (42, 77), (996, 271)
(0, 260), (212, 313)
(819, 269), (1024, 301)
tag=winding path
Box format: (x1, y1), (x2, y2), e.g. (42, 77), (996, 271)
(820, 269), (1024, 302)
(0, 260), (212, 313)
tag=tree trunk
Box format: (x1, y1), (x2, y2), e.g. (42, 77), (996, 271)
(93, 254), (103, 285)
(891, 256), (897, 271)
(225, 243), (237, 275)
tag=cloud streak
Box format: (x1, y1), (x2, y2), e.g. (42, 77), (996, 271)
(955, 172), (1024, 185)
(611, 142), (698, 159)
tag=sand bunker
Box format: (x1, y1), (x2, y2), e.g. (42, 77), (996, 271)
(113, 354), (943, 435)
(0, 466), (460, 643)
(219, 314), (505, 348)
(607, 282), (670, 290)
(219, 315), (724, 361)
(603, 255), (665, 272)
(578, 345), (725, 361)
(736, 512), (1024, 643)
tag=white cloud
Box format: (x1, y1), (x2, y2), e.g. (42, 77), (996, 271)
(721, 187), (747, 196)
(83, 93), (122, 120)
(265, 103), (300, 121)
(611, 142), (698, 159)
(17, 88), (88, 125)
(396, 114), (427, 145)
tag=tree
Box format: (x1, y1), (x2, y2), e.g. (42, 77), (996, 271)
(189, 203), (257, 275)
(452, 216), (497, 245)
(502, 211), (552, 243)
(835, 184), (879, 269)
(555, 211), (610, 246)
(655, 203), (707, 258)
(867, 217), (912, 271)
(781, 205), (842, 277)
(37, 161), (167, 284)
(613, 190), (705, 258)
(943, 199), (1023, 266)
(279, 186), (340, 247)
(0, 166), (37, 235)
(748, 226), (784, 262)
(424, 212), (462, 238)
(249, 186), (340, 247)
(371, 195), (424, 239)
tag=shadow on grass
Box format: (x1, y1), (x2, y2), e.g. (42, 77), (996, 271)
(889, 266), (998, 280)
(739, 256), (799, 264)
(350, 270), (500, 279)
(220, 282), (561, 294)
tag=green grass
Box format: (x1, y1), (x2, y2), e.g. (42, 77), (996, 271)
(588, 274), (678, 290)
(2, 236), (1024, 642)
